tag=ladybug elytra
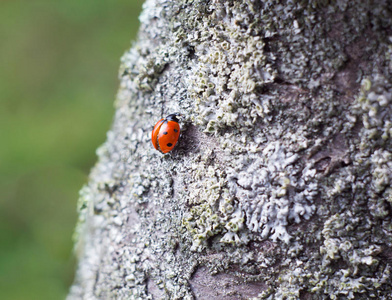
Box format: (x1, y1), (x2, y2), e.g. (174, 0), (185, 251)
(151, 113), (181, 153)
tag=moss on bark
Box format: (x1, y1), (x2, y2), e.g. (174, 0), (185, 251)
(69, 1), (392, 299)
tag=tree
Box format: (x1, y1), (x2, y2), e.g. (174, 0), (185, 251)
(68, 0), (392, 299)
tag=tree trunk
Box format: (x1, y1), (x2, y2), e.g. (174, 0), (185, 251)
(68, 0), (392, 299)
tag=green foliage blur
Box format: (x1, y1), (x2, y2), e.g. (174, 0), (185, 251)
(0, 1), (143, 299)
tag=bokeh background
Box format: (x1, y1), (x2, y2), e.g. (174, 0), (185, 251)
(0, 1), (143, 299)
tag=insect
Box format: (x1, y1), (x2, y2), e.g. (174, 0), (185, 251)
(151, 113), (181, 153)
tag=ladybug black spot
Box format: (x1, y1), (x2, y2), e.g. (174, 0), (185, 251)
(174, 129), (178, 133)
(167, 143), (173, 147)
(163, 131), (168, 135)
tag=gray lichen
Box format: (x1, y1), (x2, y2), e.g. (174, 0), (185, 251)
(68, 0), (392, 299)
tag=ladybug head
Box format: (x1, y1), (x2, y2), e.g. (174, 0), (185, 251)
(166, 113), (181, 122)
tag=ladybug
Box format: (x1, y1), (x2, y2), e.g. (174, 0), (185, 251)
(151, 113), (181, 153)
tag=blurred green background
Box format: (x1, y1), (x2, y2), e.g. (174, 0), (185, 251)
(0, 1), (143, 299)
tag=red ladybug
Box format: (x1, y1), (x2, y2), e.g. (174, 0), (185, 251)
(151, 113), (181, 153)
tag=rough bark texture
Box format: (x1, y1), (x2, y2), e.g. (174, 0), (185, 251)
(68, 0), (392, 299)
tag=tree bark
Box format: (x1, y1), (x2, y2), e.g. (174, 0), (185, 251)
(68, 0), (392, 299)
